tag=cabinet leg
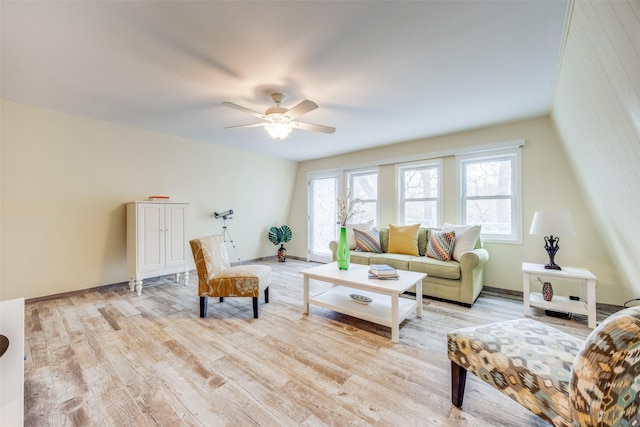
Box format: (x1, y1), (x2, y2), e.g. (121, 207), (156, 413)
(183, 271), (189, 286)
(129, 279), (135, 292)
(135, 280), (142, 296)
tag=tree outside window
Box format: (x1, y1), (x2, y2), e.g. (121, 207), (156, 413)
(399, 162), (441, 227)
(459, 149), (521, 242)
(348, 169), (378, 224)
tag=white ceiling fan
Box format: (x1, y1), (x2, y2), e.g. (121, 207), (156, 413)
(222, 93), (336, 140)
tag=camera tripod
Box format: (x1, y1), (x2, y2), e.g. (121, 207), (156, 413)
(221, 218), (242, 263)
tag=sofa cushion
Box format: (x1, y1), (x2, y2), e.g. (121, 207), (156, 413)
(369, 253), (414, 271)
(409, 256), (461, 280)
(347, 221), (374, 249)
(350, 251), (379, 265)
(443, 223), (482, 261)
(426, 230), (456, 261)
(353, 228), (381, 253)
(387, 223), (420, 256)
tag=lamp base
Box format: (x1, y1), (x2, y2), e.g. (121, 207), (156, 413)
(544, 263), (561, 270)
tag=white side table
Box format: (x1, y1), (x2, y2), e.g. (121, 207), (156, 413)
(522, 262), (597, 328)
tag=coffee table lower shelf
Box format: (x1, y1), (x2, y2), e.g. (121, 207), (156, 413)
(309, 285), (418, 327)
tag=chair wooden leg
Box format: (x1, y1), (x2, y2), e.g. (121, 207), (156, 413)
(200, 296), (208, 318)
(252, 297), (258, 318)
(451, 361), (467, 408)
(219, 297), (224, 302)
(264, 286), (269, 303)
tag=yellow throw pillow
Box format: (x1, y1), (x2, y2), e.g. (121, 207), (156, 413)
(387, 223), (420, 256)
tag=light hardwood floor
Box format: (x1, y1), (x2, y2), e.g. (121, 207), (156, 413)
(23, 259), (615, 426)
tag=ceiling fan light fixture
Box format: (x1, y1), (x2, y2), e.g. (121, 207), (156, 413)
(223, 92), (334, 138)
(265, 122), (292, 140)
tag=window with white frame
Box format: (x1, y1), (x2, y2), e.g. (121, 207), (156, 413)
(458, 148), (522, 242)
(398, 161), (442, 227)
(347, 169), (378, 224)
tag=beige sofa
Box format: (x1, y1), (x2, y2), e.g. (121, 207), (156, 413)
(329, 227), (489, 306)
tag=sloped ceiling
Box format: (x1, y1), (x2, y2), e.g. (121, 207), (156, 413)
(552, 0), (640, 302)
(1, 1), (568, 161)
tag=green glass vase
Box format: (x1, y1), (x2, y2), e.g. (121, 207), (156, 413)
(337, 227), (350, 270)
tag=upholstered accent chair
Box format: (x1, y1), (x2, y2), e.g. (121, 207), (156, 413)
(447, 306), (640, 426)
(190, 235), (271, 318)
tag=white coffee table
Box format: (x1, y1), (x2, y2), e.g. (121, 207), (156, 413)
(301, 262), (426, 343)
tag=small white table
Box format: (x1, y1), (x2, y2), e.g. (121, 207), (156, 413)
(522, 262), (597, 328)
(301, 262), (426, 343)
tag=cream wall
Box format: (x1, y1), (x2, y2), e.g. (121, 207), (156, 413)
(0, 100), (297, 300)
(552, 0), (640, 301)
(289, 116), (625, 306)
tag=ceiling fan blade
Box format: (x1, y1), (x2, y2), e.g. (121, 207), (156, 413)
(292, 121), (336, 134)
(224, 122), (266, 129)
(285, 99), (318, 120)
(222, 102), (265, 119)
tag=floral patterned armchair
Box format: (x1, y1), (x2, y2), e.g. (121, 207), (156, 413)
(190, 235), (271, 318)
(447, 306), (640, 426)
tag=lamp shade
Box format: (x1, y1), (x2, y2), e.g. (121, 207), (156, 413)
(529, 211), (575, 236)
(265, 122), (292, 140)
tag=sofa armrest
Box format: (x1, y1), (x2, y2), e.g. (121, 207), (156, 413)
(459, 248), (489, 304)
(329, 240), (338, 262)
(459, 248), (489, 270)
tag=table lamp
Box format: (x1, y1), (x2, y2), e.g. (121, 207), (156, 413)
(529, 211), (575, 270)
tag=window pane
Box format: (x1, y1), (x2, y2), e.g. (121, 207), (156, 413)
(465, 198), (512, 234)
(403, 168), (437, 198)
(465, 160), (512, 196)
(352, 173), (377, 201)
(404, 201), (438, 227)
(350, 201), (376, 225)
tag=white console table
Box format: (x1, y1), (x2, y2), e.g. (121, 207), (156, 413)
(522, 262), (597, 328)
(0, 298), (25, 427)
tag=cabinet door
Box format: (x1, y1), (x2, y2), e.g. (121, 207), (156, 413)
(139, 203), (165, 272)
(165, 204), (188, 268)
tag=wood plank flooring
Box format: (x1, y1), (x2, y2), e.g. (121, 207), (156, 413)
(23, 259), (615, 426)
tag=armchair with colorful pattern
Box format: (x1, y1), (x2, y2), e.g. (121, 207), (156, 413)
(447, 306), (640, 426)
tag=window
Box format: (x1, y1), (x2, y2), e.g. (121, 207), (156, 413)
(398, 161), (442, 227)
(347, 169), (378, 224)
(458, 148), (522, 243)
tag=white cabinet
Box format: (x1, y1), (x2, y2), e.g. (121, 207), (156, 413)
(127, 202), (189, 296)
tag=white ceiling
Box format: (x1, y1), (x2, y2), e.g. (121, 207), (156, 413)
(1, 1), (568, 162)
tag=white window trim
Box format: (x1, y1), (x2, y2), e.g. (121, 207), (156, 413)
(345, 167), (380, 225)
(396, 159), (443, 226)
(456, 147), (523, 244)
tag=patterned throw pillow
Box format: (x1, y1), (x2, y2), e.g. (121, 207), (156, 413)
(347, 221), (374, 249)
(426, 230), (456, 261)
(353, 228), (382, 253)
